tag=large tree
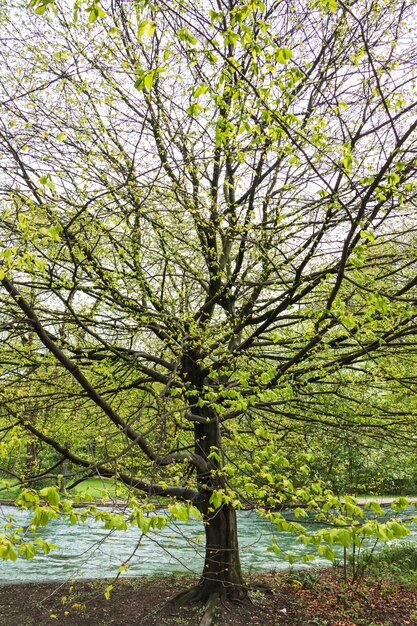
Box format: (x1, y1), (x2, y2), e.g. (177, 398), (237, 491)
(1, 0), (417, 606)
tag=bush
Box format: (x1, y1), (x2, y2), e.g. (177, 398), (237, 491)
(356, 542), (417, 582)
(373, 543), (417, 570)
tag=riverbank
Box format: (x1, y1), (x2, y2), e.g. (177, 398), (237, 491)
(0, 569), (416, 626)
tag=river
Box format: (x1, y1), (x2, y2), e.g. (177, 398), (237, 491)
(0, 505), (416, 583)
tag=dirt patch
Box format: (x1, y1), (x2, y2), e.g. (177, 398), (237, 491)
(0, 571), (415, 626)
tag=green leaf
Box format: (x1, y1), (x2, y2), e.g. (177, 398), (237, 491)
(168, 503), (190, 521)
(193, 84), (208, 98)
(275, 48), (293, 64)
(48, 225), (61, 241)
(86, 2), (106, 22)
(268, 538), (280, 554)
(7, 544), (18, 561)
(337, 528), (352, 549)
(318, 545), (335, 561)
(284, 552), (298, 564)
(24, 542), (36, 559)
(367, 501), (385, 515)
(151, 515), (168, 529)
(39, 486), (60, 507)
(143, 73), (154, 91)
(118, 563), (129, 573)
(391, 497), (410, 512)
(137, 20), (155, 40)
(360, 229), (375, 242)
(137, 516), (152, 533)
(360, 523), (375, 537)
(343, 154), (352, 173)
(38, 174), (56, 192)
(35, 538), (57, 554)
(375, 524), (389, 541)
(185, 103), (203, 116)
(389, 521), (409, 539)
(39, 225), (60, 241)
(177, 28), (197, 45)
(209, 491), (223, 510)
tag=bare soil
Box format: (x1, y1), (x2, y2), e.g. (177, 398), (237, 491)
(0, 570), (416, 626)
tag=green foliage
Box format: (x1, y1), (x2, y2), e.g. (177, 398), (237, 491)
(0, 0), (417, 582)
(167, 502), (201, 522)
(368, 542), (417, 570)
(0, 505), (57, 562)
(263, 492), (415, 575)
(287, 570), (318, 589)
(354, 542), (417, 583)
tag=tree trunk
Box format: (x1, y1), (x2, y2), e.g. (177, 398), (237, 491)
(175, 486), (246, 604)
(193, 412), (246, 601)
(179, 352), (247, 602)
(199, 501), (245, 601)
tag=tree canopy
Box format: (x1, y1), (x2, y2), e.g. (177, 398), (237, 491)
(1, 0), (417, 606)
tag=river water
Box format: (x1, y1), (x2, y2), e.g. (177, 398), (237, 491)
(0, 505), (416, 583)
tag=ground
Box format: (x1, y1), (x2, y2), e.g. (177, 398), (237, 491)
(0, 570), (416, 626)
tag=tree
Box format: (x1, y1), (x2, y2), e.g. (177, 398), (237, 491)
(1, 0), (417, 608)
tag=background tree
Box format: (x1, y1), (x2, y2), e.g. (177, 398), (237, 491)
(1, 0), (417, 607)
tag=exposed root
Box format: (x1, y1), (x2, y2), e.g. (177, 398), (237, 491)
(248, 582), (274, 595)
(166, 581), (249, 609)
(165, 583), (207, 607)
(167, 589), (221, 626)
(200, 593), (220, 626)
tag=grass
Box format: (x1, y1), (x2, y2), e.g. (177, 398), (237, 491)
(0, 479), (21, 499)
(355, 493), (416, 499)
(0, 477), (129, 502)
(70, 477), (128, 500)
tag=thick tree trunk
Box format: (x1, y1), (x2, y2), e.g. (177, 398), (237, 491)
(174, 494), (246, 604)
(192, 412), (246, 601)
(179, 352), (247, 602)
(199, 501), (245, 600)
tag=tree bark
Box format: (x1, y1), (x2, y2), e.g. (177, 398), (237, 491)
(177, 352), (247, 601)
(199, 501), (245, 600)
(193, 411), (246, 600)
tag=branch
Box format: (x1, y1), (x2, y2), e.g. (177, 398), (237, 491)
(0, 276), (207, 473)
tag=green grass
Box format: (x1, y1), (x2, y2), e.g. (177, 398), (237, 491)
(354, 493), (416, 499)
(0, 479), (21, 499)
(70, 477), (129, 500)
(0, 477), (129, 502)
